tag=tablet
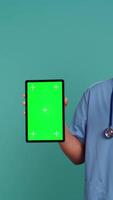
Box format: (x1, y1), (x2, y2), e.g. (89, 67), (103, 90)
(25, 79), (65, 142)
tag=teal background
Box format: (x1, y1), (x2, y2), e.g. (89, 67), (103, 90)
(0, 1), (113, 200)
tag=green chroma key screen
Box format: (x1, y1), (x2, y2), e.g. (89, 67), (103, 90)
(25, 79), (65, 142)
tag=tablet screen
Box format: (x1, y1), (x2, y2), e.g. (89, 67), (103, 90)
(25, 79), (65, 142)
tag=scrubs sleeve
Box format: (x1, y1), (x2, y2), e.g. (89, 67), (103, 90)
(69, 88), (89, 144)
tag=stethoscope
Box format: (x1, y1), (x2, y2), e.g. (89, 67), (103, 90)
(104, 88), (113, 138)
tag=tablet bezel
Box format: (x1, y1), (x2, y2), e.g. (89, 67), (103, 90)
(25, 79), (65, 142)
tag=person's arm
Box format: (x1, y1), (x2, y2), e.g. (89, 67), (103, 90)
(59, 125), (85, 165)
(58, 88), (90, 165)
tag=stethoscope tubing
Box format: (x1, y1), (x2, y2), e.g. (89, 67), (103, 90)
(104, 88), (113, 138)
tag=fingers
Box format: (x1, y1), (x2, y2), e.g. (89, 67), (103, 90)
(22, 93), (26, 106)
(22, 101), (26, 106)
(64, 97), (68, 106)
(22, 93), (26, 115)
(22, 93), (68, 116)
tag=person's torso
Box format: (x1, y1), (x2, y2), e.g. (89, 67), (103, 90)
(84, 77), (113, 200)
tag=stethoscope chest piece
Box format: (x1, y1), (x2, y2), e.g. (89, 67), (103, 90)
(104, 127), (113, 138)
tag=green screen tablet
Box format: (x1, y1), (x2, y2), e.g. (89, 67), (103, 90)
(25, 79), (65, 142)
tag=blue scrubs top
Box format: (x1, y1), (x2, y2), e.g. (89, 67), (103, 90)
(69, 77), (113, 200)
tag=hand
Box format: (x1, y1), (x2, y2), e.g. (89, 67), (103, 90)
(22, 94), (68, 115)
